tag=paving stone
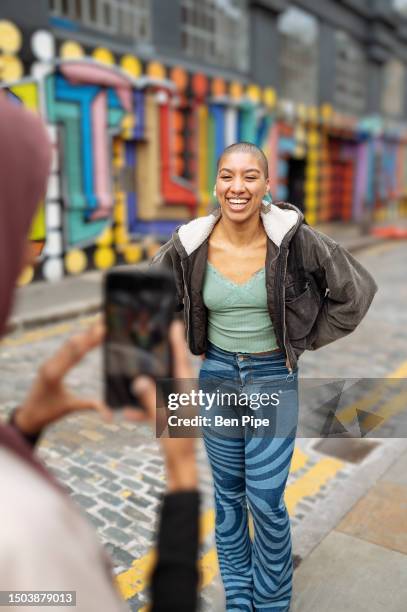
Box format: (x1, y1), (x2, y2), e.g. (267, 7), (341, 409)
(291, 531), (407, 612)
(105, 450), (123, 459)
(102, 423), (121, 432)
(98, 492), (123, 507)
(145, 464), (162, 475)
(100, 479), (122, 493)
(104, 543), (135, 568)
(127, 594), (147, 612)
(70, 477), (99, 495)
(126, 493), (154, 509)
(73, 451), (94, 465)
(103, 526), (134, 546)
(91, 452), (110, 464)
(336, 480), (407, 554)
(98, 508), (131, 529)
(380, 449), (407, 486)
(89, 464), (117, 480)
(79, 429), (105, 442)
(141, 474), (165, 488)
(68, 465), (94, 480)
(135, 524), (155, 541)
(87, 514), (106, 529)
(122, 457), (143, 468)
(71, 493), (98, 509)
(120, 478), (143, 490)
(115, 462), (138, 476)
(49, 467), (69, 481)
(123, 504), (152, 523)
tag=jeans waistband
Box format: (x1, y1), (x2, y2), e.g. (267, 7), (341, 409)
(206, 341), (285, 364)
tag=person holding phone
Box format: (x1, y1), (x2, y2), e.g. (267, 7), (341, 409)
(0, 95), (199, 612)
(152, 141), (378, 611)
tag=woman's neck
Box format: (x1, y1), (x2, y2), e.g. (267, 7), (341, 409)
(216, 213), (265, 247)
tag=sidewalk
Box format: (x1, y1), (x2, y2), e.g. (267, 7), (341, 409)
(291, 447), (407, 611)
(8, 222), (387, 333)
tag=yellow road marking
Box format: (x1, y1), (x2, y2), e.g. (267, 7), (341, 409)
(336, 359), (407, 427)
(359, 390), (407, 432)
(116, 452), (339, 601)
(200, 548), (219, 589)
(116, 550), (156, 600)
(116, 507), (215, 600)
(391, 360), (407, 379)
(285, 456), (344, 515)
(1, 314), (99, 348)
(200, 508), (215, 541)
(290, 446), (309, 473)
(1, 322), (73, 348)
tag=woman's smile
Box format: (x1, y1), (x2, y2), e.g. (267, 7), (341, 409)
(227, 196), (251, 211)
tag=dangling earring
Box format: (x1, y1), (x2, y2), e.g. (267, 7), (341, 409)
(261, 191), (272, 213)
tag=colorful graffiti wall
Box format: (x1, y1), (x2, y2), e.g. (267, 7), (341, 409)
(1, 20), (407, 284)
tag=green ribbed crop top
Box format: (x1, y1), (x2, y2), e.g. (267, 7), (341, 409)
(202, 262), (278, 353)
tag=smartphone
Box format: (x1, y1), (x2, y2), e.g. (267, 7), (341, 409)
(104, 265), (177, 409)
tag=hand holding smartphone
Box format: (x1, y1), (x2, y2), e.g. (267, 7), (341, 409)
(104, 265), (177, 410)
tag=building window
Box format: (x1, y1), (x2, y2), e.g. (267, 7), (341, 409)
(277, 6), (319, 106)
(334, 30), (367, 116)
(181, 0), (249, 72)
(49, 0), (151, 43)
(382, 58), (405, 117)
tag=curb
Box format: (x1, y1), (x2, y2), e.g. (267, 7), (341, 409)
(6, 299), (102, 334)
(340, 235), (386, 253)
(6, 235), (386, 334)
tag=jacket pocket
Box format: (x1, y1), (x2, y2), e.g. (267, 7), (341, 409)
(285, 280), (322, 342)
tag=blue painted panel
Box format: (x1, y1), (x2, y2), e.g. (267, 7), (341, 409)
(279, 137), (295, 154)
(277, 185), (288, 200)
(210, 104), (226, 162)
(278, 159), (288, 178)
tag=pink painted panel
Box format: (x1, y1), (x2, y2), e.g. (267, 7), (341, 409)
(61, 62), (132, 112)
(91, 91), (112, 219)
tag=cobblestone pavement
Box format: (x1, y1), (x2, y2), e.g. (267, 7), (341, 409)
(1, 241), (406, 610)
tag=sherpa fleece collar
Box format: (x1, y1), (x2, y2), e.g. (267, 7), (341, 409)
(177, 202), (303, 257)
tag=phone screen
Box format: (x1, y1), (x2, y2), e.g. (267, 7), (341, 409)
(104, 266), (176, 408)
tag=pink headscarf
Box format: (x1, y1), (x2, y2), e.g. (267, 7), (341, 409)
(0, 94), (51, 336)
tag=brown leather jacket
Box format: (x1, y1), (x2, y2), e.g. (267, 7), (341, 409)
(152, 202), (378, 371)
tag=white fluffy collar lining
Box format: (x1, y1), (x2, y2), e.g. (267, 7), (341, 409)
(177, 205), (299, 256)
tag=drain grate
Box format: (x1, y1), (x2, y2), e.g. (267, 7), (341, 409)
(312, 438), (380, 463)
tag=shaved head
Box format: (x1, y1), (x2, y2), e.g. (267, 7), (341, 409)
(217, 142), (269, 179)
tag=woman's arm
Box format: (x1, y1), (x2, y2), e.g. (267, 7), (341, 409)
(8, 323), (111, 445)
(125, 321), (200, 611)
(302, 227), (378, 351)
(151, 490), (199, 612)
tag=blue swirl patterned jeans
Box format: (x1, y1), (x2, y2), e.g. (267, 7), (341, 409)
(199, 342), (299, 612)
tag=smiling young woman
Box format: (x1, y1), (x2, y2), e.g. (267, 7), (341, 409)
(209, 144), (271, 296)
(153, 141), (377, 611)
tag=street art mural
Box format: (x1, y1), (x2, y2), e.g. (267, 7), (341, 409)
(1, 19), (407, 283)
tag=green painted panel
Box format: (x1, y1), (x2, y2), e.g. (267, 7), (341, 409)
(240, 108), (256, 143)
(108, 108), (125, 128)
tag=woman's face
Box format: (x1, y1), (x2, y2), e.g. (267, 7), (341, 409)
(215, 151), (269, 224)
